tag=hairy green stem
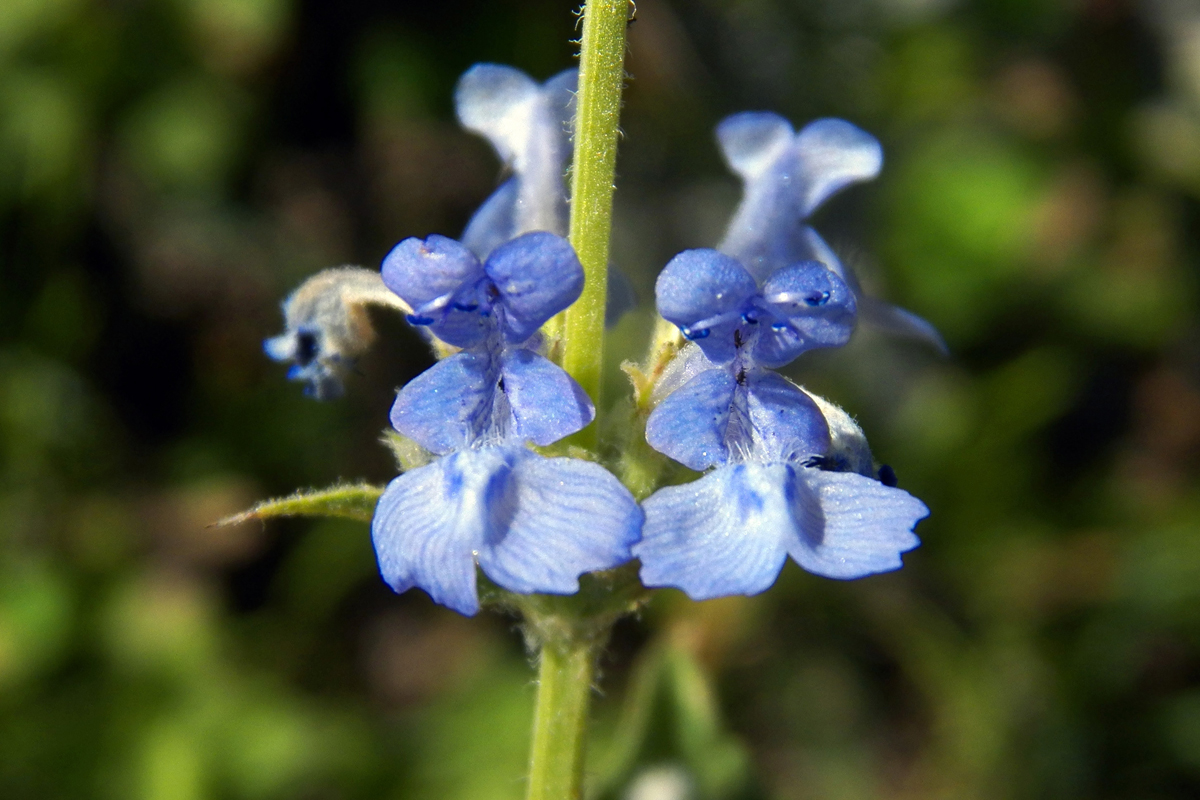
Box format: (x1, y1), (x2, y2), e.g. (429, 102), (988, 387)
(525, 635), (600, 800)
(522, 3), (631, 795)
(562, 0), (629, 449)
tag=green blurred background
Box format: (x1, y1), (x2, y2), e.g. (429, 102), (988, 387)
(2, 0), (1200, 797)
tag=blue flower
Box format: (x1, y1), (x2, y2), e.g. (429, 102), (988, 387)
(455, 63), (634, 324)
(716, 112), (946, 352)
(372, 230), (642, 615)
(635, 248), (927, 600)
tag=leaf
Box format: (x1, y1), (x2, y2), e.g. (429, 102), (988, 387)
(215, 483), (384, 526)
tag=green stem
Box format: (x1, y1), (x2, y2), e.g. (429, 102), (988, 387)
(525, 635), (600, 800)
(562, 0), (629, 449)
(522, 3), (631, 794)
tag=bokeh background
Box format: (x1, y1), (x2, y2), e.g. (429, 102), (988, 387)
(3, 0), (1200, 797)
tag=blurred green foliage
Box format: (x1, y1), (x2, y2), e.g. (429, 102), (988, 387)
(2, 0), (1199, 798)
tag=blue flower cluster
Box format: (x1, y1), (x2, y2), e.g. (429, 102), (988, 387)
(372, 232), (642, 616)
(267, 63), (934, 616)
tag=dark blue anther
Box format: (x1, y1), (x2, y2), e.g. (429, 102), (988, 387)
(804, 291), (831, 307)
(406, 314), (437, 326)
(742, 312), (758, 324)
(771, 322), (788, 331)
(878, 464), (898, 487)
(295, 330), (319, 366)
(452, 302), (479, 312)
(682, 327), (710, 341)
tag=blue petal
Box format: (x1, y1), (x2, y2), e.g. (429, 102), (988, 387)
(501, 349), (594, 445)
(485, 232), (584, 343)
(655, 249), (758, 364)
(645, 368), (737, 471)
(792, 226), (856, 290)
(792, 118), (883, 217)
(477, 449), (642, 594)
(800, 228), (947, 354)
(716, 113), (815, 283)
(636, 463), (795, 599)
(508, 70), (574, 237)
(389, 350), (496, 454)
(263, 332), (296, 362)
(738, 370), (831, 464)
(716, 117), (881, 283)
(456, 66), (576, 256)
(372, 446), (641, 615)
(541, 68), (579, 131)
(857, 295), (949, 355)
(455, 64), (541, 166)
(753, 260), (857, 366)
(637, 463), (926, 599)
(461, 177), (518, 260)
(380, 235), (489, 348)
(371, 449), (513, 616)
(715, 112), (795, 182)
(789, 469), (926, 579)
